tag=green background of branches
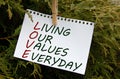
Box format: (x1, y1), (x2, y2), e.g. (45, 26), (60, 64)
(0, 0), (120, 79)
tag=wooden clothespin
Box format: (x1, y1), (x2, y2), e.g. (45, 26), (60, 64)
(52, 0), (58, 25)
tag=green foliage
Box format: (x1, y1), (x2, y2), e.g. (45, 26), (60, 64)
(0, 0), (120, 79)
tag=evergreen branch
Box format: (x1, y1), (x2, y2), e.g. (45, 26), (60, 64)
(0, 35), (16, 40)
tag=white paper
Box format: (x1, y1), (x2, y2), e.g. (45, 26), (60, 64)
(14, 9), (94, 75)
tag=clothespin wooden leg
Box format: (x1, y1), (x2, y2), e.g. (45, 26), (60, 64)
(52, 0), (58, 25)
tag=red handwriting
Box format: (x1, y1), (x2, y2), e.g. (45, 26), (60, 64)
(22, 22), (39, 58)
